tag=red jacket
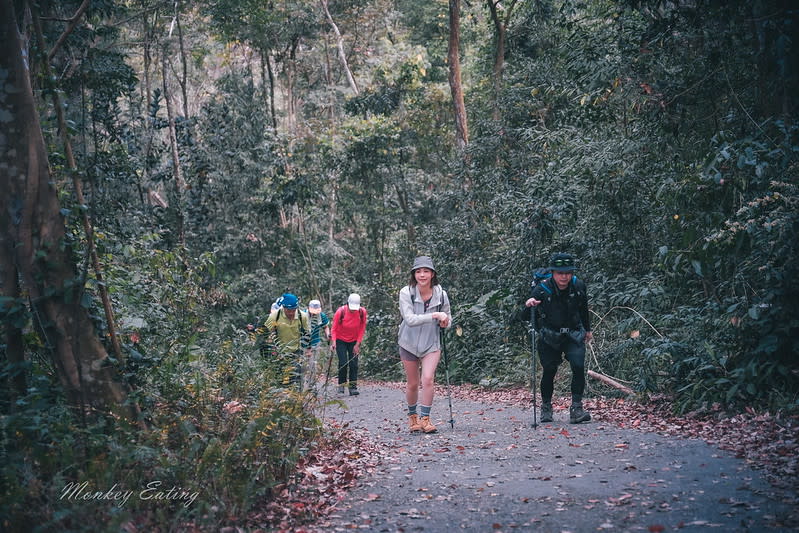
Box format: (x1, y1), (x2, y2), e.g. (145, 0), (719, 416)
(331, 306), (367, 344)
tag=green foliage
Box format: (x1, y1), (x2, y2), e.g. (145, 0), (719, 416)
(663, 123), (799, 412)
(3, 228), (323, 530)
(188, 71), (287, 274)
(412, 0), (799, 412)
(1, 337), (320, 531)
(6, 0), (799, 530)
(205, 0), (320, 53)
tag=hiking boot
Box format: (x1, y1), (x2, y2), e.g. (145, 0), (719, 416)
(540, 403), (553, 423)
(338, 386), (345, 394)
(419, 416), (437, 433)
(408, 414), (422, 433)
(569, 403), (591, 424)
(349, 387), (359, 396)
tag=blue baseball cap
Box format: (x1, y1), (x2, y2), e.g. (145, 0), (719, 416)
(280, 293), (299, 309)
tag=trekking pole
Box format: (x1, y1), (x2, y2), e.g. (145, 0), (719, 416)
(317, 341), (333, 409)
(530, 321), (539, 429)
(441, 328), (455, 429)
(323, 342), (335, 392)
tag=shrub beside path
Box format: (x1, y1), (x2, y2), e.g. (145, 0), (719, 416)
(308, 382), (797, 532)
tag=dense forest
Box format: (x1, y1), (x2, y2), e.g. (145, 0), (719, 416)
(1, 0), (797, 530)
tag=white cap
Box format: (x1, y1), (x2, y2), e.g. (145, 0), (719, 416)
(347, 293), (361, 311)
(308, 299), (322, 314)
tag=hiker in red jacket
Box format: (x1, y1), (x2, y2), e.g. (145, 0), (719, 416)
(330, 293), (368, 396)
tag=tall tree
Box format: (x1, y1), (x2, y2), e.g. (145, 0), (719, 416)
(320, 0), (359, 95)
(162, 42), (187, 245)
(138, 0), (158, 204)
(448, 0), (469, 149)
(206, 0), (320, 135)
(486, 0), (518, 121)
(0, 0), (137, 421)
(29, 0), (126, 365)
(174, 0), (191, 118)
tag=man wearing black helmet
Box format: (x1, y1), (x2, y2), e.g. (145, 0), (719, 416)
(524, 253), (593, 424)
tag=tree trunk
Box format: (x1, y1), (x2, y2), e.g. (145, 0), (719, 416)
(285, 39), (299, 136)
(321, 0), (359, 95)
(447, 0), (469, 150)
(486, 0), (517, 122)
(0, 212), (26, 399)
(0, 0), (138, 421)
(298, 210), (322, 299)
(141, 3), (154, 205)
(394, 150), (417, 252)
(175, 1), (190, 119)
(325, 176), (339, 305)
(162, 45), (186, 245)
(30, 4), (125, 366)
(394, 184), (417, 255)
(261, 51), (278, 130)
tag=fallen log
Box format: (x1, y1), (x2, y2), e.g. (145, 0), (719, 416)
(588, 369), (634, 395)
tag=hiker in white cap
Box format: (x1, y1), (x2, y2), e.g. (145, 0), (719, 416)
(330, 293), (368, 395)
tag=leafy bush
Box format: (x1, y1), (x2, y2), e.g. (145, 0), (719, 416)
(1, 330), (322, 532)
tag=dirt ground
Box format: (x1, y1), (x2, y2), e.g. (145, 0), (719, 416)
(307, 383), (798, 532)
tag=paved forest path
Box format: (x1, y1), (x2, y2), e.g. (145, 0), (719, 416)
(308, 383), (796, 532)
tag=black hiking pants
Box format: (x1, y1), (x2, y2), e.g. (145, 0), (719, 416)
(335, 339), (359, 388)
(538, 333), (586, 405)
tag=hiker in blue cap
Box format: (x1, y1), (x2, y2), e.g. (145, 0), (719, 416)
(525, 253), (593, 424)
(264, 293), (311, 387)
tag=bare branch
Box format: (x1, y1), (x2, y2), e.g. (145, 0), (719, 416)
(47, 0), (91, 62)
(587, 370), (634, 395)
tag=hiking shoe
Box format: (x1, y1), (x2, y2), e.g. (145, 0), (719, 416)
(408, 414), (422, 433)
(349, 387), (359, 396)
(338, 386), (345, 394)
(540, 403), (553, 423)
(569, 403), (591, 424)
(419, 416), (437, 433)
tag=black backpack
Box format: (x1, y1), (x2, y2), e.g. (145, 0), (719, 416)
(523, 268), (582, 326)
(527, 268), (551, 330)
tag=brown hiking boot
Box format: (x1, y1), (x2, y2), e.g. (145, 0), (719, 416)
(408, 414), (422, 433)
(419, 415), (437, 433)
(569, 403), (591, 424)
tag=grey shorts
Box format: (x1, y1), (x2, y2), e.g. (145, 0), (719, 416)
(399, 346), (436, 361)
